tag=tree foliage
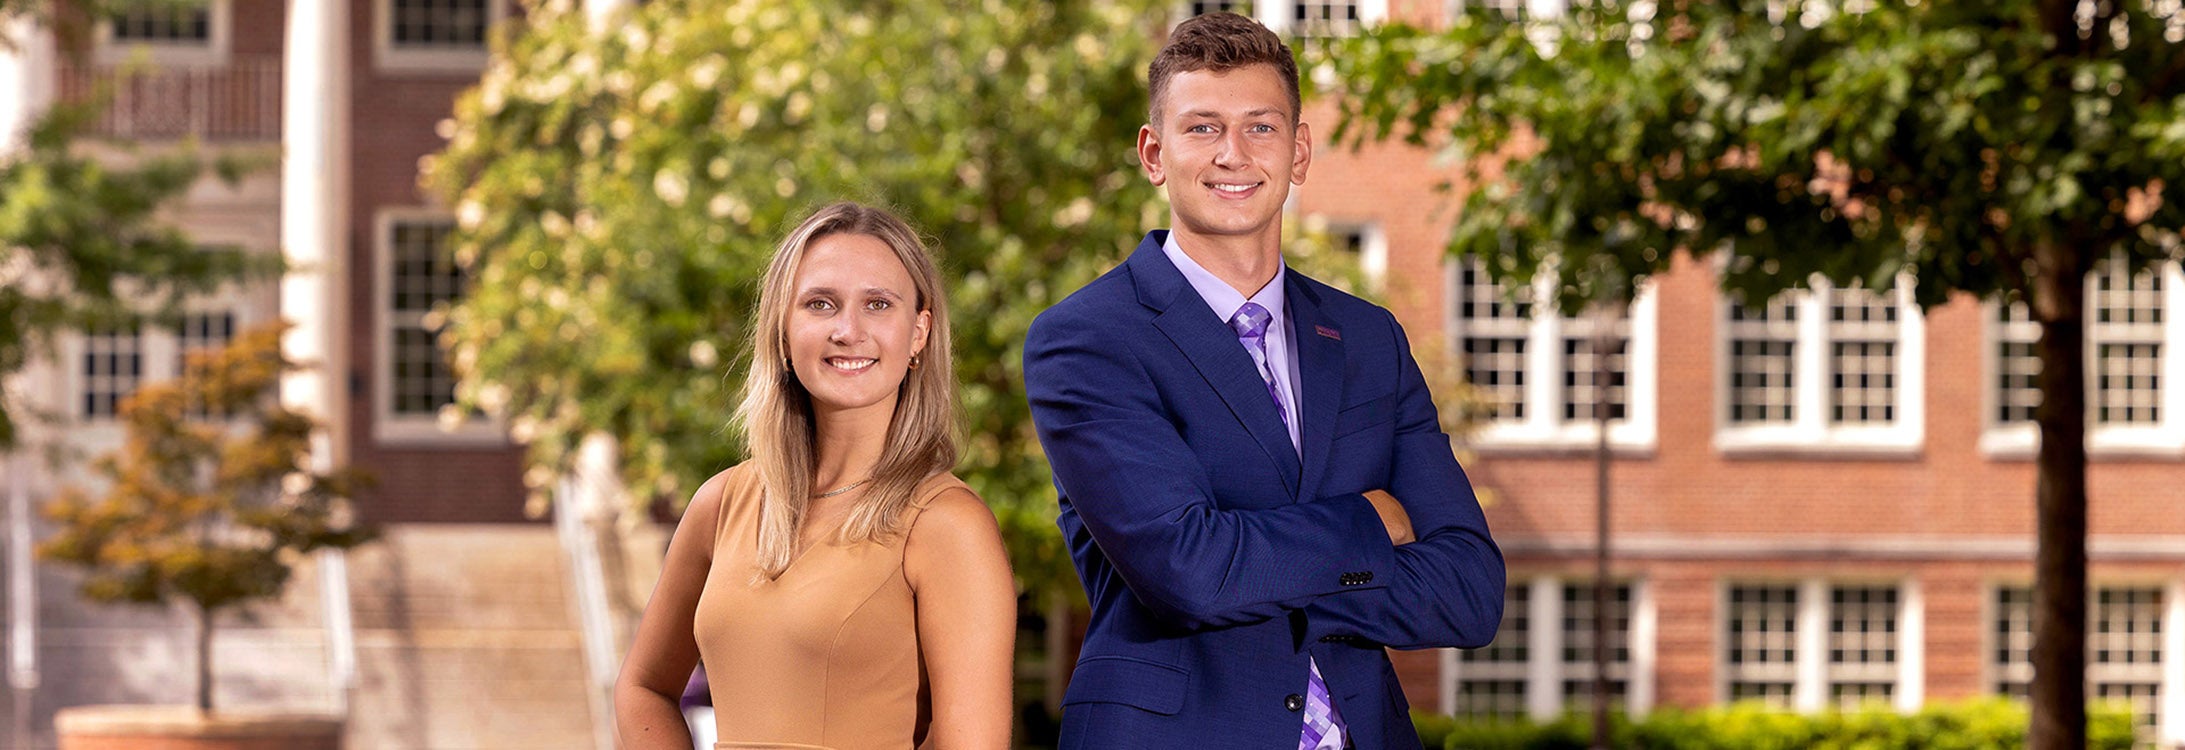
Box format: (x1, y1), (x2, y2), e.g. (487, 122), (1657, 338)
(0, 101), (270, 448)
(38, 322), (375, 711)
(1326, 2), (2183, 745)
(425, 0), (1200, 596)
(1326, 1), (2183, 313)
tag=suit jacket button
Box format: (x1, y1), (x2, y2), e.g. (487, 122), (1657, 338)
(1285, 694), (1305, 712)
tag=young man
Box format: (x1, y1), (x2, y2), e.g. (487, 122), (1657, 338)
(1024, 11), (1506, 749)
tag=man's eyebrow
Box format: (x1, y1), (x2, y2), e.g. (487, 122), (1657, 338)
(1177, 107), (1287, 120)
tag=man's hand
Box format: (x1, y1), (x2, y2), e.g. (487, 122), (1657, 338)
(1363, 490), (1414, 546)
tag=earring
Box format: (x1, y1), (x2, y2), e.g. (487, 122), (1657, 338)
(909, 354), (921, 370)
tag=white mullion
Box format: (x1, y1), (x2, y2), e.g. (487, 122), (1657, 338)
(2162, 262), (2184, 443)
(1527, 275), (1564, 433)
(2160, 577), (2184, 747)
(1894, 281), (1925, 445)
(1630, 576), (1656, 714)
(1527, 576), (1562, 721)
(1795, 289), (1829, 437)
(1897, 578), (1925, 712)
(1614, 287), (1660, 448)
(1255, 1), (1291, 33)
(1794, 578), (1829, 713)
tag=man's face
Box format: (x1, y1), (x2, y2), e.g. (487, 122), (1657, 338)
(1138, 64), (1311, 246)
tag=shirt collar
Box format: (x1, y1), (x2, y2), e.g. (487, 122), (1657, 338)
(1163, 232), (1287, 329)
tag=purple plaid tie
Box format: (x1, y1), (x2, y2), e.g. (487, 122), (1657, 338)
(1300, 658), (1342, 749)
(1228, 302), (1291, 429)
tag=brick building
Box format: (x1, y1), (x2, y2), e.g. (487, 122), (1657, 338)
(1256, 0), (2185, 745)
(1, 0), (2177, 747)
(1, 2), (603, 747)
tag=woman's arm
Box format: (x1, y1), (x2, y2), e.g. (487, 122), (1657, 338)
(904, 488), (1017, 750)
(614, 471), (729, 749)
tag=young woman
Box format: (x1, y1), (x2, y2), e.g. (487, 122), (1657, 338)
(615, 202), (1015, 749)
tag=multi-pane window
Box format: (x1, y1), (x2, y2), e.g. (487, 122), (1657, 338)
(1994, 261), (2172, 432)
(110, 2), (211, 43)
(2094, 264), (2164, 425)
(1292, 1), (1364, 36)
(1560, 582), (1632, 711)
(81, 323), (144, 419)
(1725, 584), (1800, 707)
(1991, 586), (2035, 698)
(177, 311), (236, 419)
(1721, 281), (1922, 449)
(1828, 289), (1899, 424)
(2091, 587), (2164, 732)
(388, 0), (490, 50)
(1563, 316), (1630, 423)
(1993, 585), (2166, 733)
(1828, 585), (1900, 707)
(1727, 295), (1799, 424)
(387, 218), (466, 419)
(1452, 584), (1531, 720)
(1451, 257), (1647, 443)
(1454, 259), (1533, 421)
(1993, 302), (2042, 425)
(1189, 0), (1252, 14)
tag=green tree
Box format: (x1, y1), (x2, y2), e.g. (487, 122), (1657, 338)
(1323, 1), (2183, 747)
(38, 323), (375, 712)
(424, 0), (1192, 597)
(0, 101), (267, 448)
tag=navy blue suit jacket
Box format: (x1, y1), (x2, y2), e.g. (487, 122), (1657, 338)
(1025, 231), (1505, 749)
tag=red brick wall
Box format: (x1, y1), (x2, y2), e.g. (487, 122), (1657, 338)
(337, 0), (529, 523)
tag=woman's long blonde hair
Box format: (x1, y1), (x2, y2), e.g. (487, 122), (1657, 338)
(735, 201), (959, 581)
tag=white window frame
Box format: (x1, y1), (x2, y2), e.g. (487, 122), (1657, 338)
(1717, 578), (1919, 713)
(1443, 575), (1656, 721)
(373, 208), (502, 445)
(1327, 221), (1388, 288)
(1987, 578), (2182, 743)
(93, 0), (231, 67)
(1449, 0), (1568, 20)
(373, 0), (506, 74)
(1714, 278), (1926, 456)
(63, 292), (263, 427)
(1980, 261), (2185, 458)
(1445, 258), (1660, 452)
(1177, 0), (1387, 37)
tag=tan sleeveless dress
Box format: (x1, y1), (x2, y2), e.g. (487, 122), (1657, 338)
(694, 463), (970, 750)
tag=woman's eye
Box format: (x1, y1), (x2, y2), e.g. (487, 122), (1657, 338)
(867, 299), (892, 311)
(806, 299), (834, 312)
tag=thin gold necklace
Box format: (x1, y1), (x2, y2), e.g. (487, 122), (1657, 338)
(813, 477), (871, 499)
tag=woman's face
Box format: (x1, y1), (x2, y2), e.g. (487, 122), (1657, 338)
(785, 232), (931, 423)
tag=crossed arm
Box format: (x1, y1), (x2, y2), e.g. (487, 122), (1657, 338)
(1026, 309), (1501, 642)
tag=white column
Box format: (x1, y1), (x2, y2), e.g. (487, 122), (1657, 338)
(281, 0), (351, 458)
(283, 0), (353, 715)
(0, 14), (56, 149)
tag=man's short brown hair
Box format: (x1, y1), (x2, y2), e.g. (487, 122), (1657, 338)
(1147, 12), (1301, 127)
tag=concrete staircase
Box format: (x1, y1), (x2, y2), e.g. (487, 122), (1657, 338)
(8, 523), (602, 749)
(344, 524), (601, 750)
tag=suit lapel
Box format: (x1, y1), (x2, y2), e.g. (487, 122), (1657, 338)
(1289, 275), (1345, 501)
(1130, 234), (1303, 499)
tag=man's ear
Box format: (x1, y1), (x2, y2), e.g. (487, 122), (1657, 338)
(1138, 124), (1167, 187)
(1290, 120), (1312, 186)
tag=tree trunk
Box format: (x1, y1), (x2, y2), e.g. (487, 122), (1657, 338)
(195, 603), (214, 714)
(2027, 237), (2089, 750)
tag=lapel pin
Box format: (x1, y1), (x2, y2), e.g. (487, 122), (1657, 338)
(1315, 325), (1341, 341)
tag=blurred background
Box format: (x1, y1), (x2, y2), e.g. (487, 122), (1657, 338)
(0, 0), (2180, 748)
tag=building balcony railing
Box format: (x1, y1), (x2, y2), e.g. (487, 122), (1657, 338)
(56, 55), (283, 142)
